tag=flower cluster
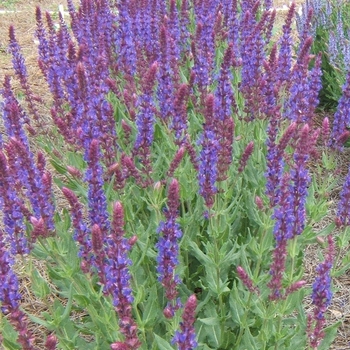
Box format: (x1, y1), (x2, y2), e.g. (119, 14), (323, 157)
(198, 95), (220, 208)
(307, 235), (334, 348)
(106, 202), (140, 349)
(0, 230), (34, 349)
(268, 123), (318, 299)
(172, 294), (198, 350)
(156, 179), (183, 317)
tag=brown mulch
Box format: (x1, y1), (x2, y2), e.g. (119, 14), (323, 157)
(1, 0), (350, 349)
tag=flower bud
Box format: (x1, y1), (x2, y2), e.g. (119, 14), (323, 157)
(67, 165), (82, 178)
(128, 235), (138, 246)
(255, 196), (264, 210)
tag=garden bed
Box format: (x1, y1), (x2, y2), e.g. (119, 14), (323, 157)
(1, 0), (350, 349)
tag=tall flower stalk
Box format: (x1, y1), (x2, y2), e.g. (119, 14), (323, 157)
(156, 179), (183, 317)
(107, 202), (140, 349)
(307, 235), (334, 349)
(172, 294), (198, 350)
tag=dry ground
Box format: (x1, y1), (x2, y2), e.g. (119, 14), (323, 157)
(0, 0), (350, 349)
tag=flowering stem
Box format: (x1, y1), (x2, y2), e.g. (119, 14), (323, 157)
(274, 314), (283, 350)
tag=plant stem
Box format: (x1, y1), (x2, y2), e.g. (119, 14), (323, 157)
(234, 292), (253, 347)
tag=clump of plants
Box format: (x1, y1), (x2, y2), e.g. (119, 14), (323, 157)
(298, 0), (350, 110)
(1, 0), (350, 349)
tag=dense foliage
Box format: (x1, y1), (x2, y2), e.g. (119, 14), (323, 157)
(300, 0), (350, 109)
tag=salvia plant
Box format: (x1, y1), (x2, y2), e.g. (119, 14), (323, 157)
(1, 0), (350, 349)
(298, 0), (350, 109)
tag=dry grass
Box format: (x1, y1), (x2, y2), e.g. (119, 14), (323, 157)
(1, 0), (350, 349)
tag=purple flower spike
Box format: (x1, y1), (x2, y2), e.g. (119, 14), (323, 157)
(86, 139), (109, 235)
(8, 26), (41, 127)
(308, 235), (334, 349)
(198, 94), (220, 208)
(167, 146), (186, 179)
(268, 239), (288, 300)
(5, 137), (55, 238)
(35, 6), (50, 75)
(156, 179), (183, 316)
(268, 173), (292, 300)
(277, 3), (295, 84)
(0, 150), (28, 255)
(336, 161), (350, 226)
(157, 24), (175, 122)
(237, 266), (260, 294)
(240, 10), (268, 119)
(115, 0), (137, 75)
(0, 231), (35, 349)
(45, 334), (58, 350)
(330, 70), (350, 149)
(172, 294), (198, 350)
(106, 201), (141, 349)
(134, 62), (158, 182)
(192, 21), (213, 92)
(61, 187), (90, 272)
(238, 141), (254, 173)
(2, 76), (33, 142)
(110, 342), (129, 350)
(265, 122), (297, 207)
(289, 124), (313, 238)
(285, 37), (316, 125)
(285, 280), (306, 297)
(171, 83), (189, 143)
(0, 233), (21, 315)
(180, 0), (190, 52)
(91, 224), (106, 286)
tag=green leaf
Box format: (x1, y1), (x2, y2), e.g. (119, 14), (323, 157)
(153, 334), (174, 350)
(28, 313), (55, 330)
(229, 287), (244, 325)
(197, 317), (220, 326)
(1, 317), (21, 349)
(197, 301), (221, 348)
(31, 269), (51, 298)
(241, 327), (258, 350)
(73, 294), (90, 308)
(50, 159), (67, 175)
(318, 321), (341, 350)
(53, 284), (73, 326)
(219, 241), (240, 270)
(188, 241), (213, 266)
(142, 285), (159, 327)
(333, 259), (350, 277)
(2, 339), (21, 350)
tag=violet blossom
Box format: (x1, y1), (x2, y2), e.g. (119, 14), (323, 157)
(133, 62), (158, 183)
(307, 235), (334, 348)
(105, 201), (141, 349)
(277, 3), (295, 84)
(330, 70), (350, 149)
(62, 187), (91, 272)
(0, 230), (35, 349)
(9, 26), (41, 126)
(156, 179), (183, 317)
(172, 294), (198, 350)
(198, 95), (220, 208)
